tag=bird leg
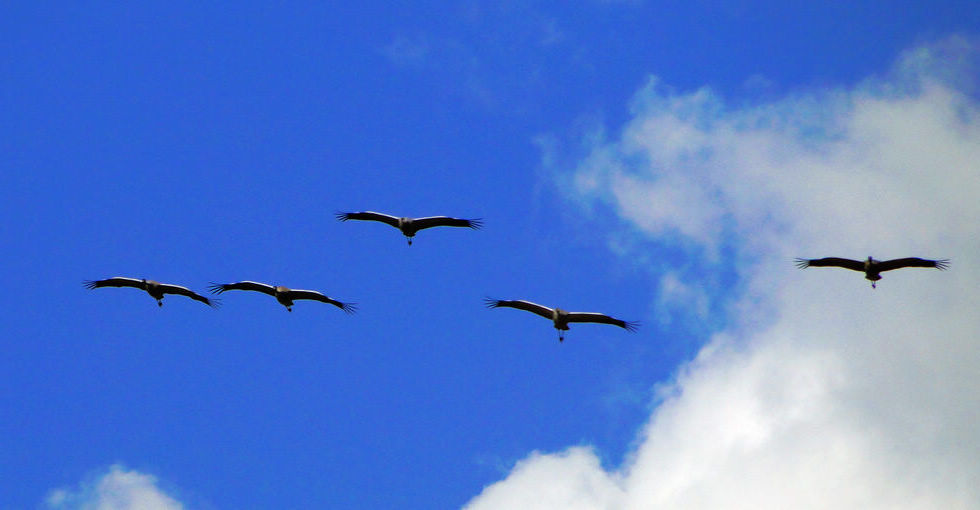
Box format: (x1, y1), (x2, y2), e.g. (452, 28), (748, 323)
(157, 300), (163, 307)
(407, 237), (413, 246)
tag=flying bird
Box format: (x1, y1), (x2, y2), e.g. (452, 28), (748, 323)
(794, 256), (950, 288)
(335, 211), (482, 245)
(208, 281), (356, 313)
(83, 277), (217, 307)
(485, 298), (638, 342)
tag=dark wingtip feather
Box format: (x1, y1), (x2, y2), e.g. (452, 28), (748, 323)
(794, 258), (811, 269)
(623, 320), (640, 333)
(335, 211), (351, 222)
(468, 218), (483, 230)
(935, 259), (950, 270)
(83, 280), (98, 289)
(207, 283), (227, 295)
(483, 297), (503, 309)
(326, 299), (357, 314)
(205, 297), (221, 308)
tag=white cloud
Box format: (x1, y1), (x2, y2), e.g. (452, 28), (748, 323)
(466, 36), (980, 509)
(468, 448), (625, 510)
(46, 465), (184, 510)
(656, 272), (710, 326)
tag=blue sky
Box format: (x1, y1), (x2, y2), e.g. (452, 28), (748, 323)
(2, 2), (979, 509)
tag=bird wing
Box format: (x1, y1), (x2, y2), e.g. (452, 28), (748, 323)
(335, 211), (401, 228)
(484, 298), (555, 320)
(157, 283), (218, 307)
(794, 257), (865, 271)
(566, 312), (640, 332)
(413, 216), (483, 231)
(877, 257), (950, 272)
(208, 281), (277, 296)
(286, 289), (357, 313)
(83, 277), (145, 290)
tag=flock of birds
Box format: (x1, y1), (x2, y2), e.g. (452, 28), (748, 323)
(84, 211), (950, 342)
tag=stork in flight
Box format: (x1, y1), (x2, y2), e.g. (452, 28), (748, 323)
(794, 256), (950, 288)
(485, 298), (638, 342)
(208, 281), (356, 313)
(335, 211), (482, 245)
(84, 277), (217, 307)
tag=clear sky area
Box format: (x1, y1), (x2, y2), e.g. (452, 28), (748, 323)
(2, 2), (979, 509)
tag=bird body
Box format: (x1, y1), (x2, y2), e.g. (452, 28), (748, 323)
(485, 298), (638, 342)
(84, 277), (216, 307)
(208, 281), (356, 313)
(795, 256), (949, 288)
(336, 211), (481, 245)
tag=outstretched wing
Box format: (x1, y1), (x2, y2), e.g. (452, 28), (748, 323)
(413, 216), (483, 231)
(795, 257), (865, 272)
(566, 312), (639, 332)
(484, 298), (555, 320)
(877, 257), (950, 272)
(208, 281), (277, 296)
(83, 277), (144, 290)
(158, 283), (218, 307)
(335, 211), (401, 228)
(286, 289), (357, 313)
